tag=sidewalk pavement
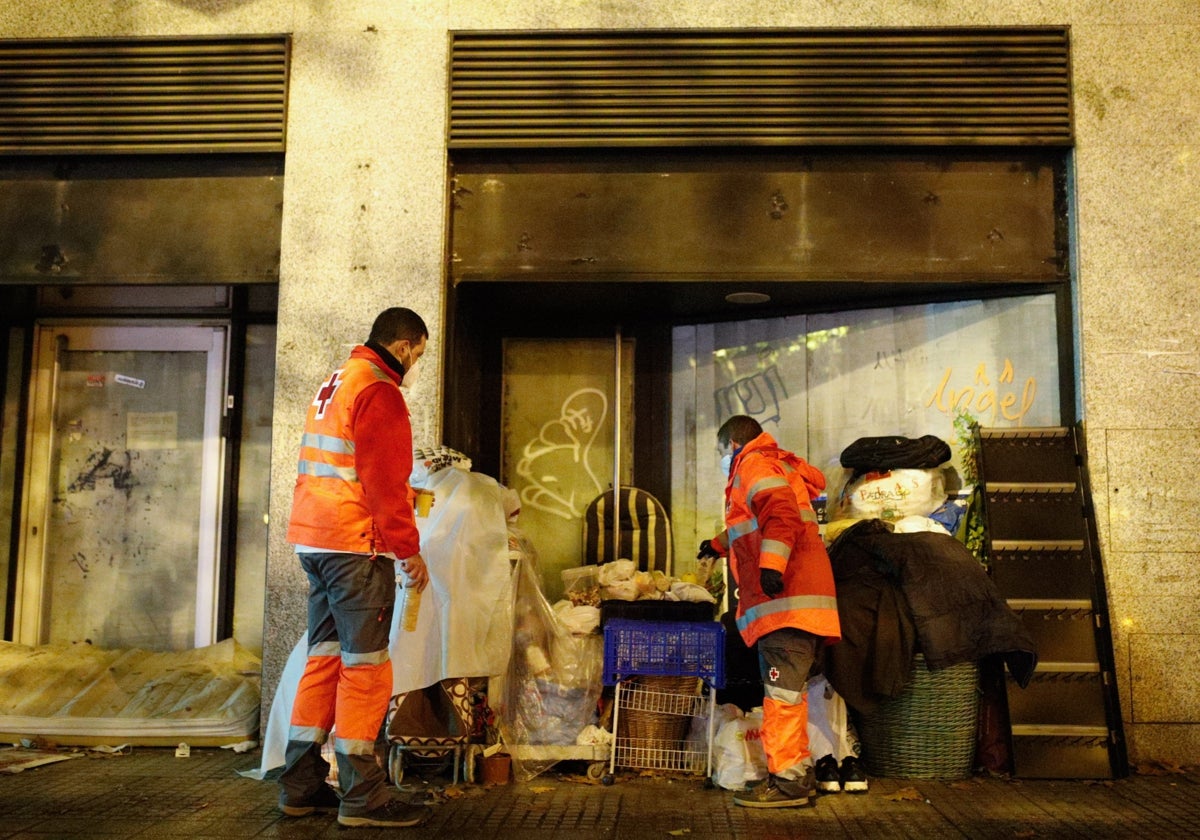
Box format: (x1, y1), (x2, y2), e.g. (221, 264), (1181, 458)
(2, 744), (1199, 839)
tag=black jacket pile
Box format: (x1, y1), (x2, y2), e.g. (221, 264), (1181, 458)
(824, 519), (1037, 714)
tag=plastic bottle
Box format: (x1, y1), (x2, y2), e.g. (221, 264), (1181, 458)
(401, 584), (422, 632)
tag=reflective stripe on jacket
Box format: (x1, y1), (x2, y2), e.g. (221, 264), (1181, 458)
(286, 347), (418, 556)
(713, 432), (841, 647)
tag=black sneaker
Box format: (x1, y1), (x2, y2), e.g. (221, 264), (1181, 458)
(732, 773), (815, 809)
(815, 754), (842, 793)
(279, 782), (341, 817)
(840, 755), (869, 794)
(338, 798), (431, 828)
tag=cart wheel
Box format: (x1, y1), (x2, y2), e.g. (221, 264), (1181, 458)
(601, 774), (614, 786)
(586, 761), (606, 781)
(388, 745), (405, 787)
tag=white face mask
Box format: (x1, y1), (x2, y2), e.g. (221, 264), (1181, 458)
(401, 359), (420, 389)
(720, 453), (733, 478)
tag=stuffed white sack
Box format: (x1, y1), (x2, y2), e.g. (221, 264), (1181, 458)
(844, 467), (945, 521)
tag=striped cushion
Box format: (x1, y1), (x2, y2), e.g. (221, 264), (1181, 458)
(582, 487), (673, 574)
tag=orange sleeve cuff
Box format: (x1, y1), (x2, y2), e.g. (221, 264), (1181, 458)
(760, 554), (788, 574)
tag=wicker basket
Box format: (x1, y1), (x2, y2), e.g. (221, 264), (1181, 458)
(617, 675), (700, 746)
(854, 655), (980, 780)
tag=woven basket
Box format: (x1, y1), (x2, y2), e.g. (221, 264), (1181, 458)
(855, 655), (980, 780)
(617, 675), (699, 746)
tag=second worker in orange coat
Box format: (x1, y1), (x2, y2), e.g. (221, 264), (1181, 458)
(698, 414), (841, 809)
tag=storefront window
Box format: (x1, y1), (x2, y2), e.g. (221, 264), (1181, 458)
(671, 293), (1061, 571)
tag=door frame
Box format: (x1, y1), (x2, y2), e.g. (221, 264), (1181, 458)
(14, 322), (228, 647)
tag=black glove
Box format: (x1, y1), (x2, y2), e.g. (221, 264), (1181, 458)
(696, 539), (721, 561)
(760, 568), (784, 596)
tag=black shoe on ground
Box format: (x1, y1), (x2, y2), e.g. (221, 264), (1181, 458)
(338, 798), (431, 828)
(815, 754), (842, 793)
(279, 782), (341, 817)
(733, 773), (815, 809)
(840, 755), (869, 793)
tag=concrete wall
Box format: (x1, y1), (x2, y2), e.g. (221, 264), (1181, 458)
(3, 0), (1196, 765)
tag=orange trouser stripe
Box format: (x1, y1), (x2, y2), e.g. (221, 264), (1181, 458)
(761, 694), (810, 776)
(290, 654), (393, 746)
(335, 658), (393, 743)
(290, 654), (339, 735)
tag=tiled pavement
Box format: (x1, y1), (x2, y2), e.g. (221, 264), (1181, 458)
(2, 746), (1199, 838)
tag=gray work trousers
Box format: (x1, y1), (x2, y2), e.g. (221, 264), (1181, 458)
(279, 551), (396, 816)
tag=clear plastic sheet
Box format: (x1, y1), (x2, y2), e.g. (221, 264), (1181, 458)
(491, 554), (604, 781)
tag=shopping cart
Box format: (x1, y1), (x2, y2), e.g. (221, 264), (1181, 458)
(602, 618), (725, 784)
(384, 678), (473, 786)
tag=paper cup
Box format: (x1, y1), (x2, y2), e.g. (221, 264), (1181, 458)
(414, 489), (434, 517)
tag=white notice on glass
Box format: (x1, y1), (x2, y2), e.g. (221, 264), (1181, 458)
(127, 411), (178, 450)
(114, 374), (146, 389)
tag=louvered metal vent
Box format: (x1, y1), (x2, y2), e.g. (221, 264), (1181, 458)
(450, 28), (1072, 148)
(0, 36), (289, 154)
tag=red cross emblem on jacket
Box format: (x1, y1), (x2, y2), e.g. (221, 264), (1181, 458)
(313, 369), (343, 419)
(768, 666), (780, 683)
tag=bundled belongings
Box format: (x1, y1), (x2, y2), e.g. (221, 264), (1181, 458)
(493, 550), (604, 781)
(257, 457), (521, 778)
(841, 468), (947, 523)
(383, 678), (475, 784)
(831, 434), (953, 526)
(822, 519), (1036, 780)
(0, 638), (260, 747)
(823, 519), (1037, 714)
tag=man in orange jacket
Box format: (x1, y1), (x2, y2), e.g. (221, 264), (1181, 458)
(699, 415), (841, 808)
(279, 307), (431, 828)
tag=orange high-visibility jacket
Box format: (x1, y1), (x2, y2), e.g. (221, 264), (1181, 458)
(286, 345), (420, 558)
(711, 432), (841, 647)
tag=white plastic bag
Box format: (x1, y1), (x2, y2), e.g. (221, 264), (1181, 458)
(597, 559), (636, 586)
(667, 581), (718, 604)
(709, 680), (860, 790)
(711, 708), (767, 790)
(552, 600), (601, 635)
(806, 675), (861, 761)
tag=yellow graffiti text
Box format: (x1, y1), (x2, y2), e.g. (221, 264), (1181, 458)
(925, 361), (1037, 426)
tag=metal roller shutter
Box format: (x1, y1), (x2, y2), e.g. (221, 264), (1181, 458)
(449, 28), (1071, 148)
(0, 35), (289, 155)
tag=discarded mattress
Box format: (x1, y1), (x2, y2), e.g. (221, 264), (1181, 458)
(0, 638), (260, 747)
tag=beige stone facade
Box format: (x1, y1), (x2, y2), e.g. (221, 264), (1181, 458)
(3, 0), (1195, 765)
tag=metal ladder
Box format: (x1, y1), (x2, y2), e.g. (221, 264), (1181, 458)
(975, 425), (1128, 779)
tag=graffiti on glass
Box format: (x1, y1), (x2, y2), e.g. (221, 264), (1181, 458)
(925, 359), (1037, 426)
(515, 388), (608, 520)
(714, 364), (789, 426)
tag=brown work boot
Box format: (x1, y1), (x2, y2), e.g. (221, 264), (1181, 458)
(278, 782), (341, 816)
(337, 797), (430, 828)
(732, 770), (816, 809)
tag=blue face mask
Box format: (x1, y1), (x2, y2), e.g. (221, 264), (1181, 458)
(720, 453), (733, 478)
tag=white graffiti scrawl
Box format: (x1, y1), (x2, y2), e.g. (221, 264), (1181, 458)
(516, 388), (608, 520)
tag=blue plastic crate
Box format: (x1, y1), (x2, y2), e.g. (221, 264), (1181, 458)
(603, 618), (725, 687)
